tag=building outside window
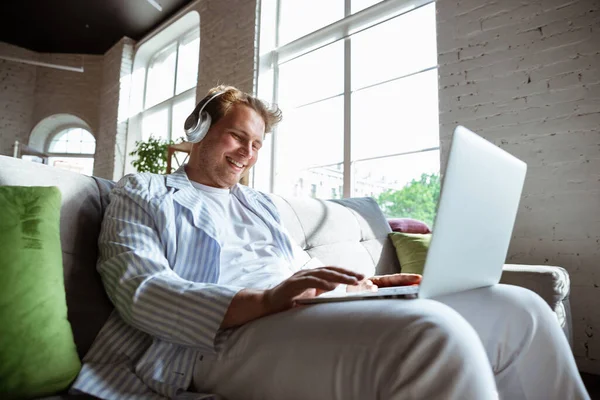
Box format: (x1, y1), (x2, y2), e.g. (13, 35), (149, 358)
(140, 28), (200, 143)
(46, 127), (96, 175)
(257, 0), (440, 226)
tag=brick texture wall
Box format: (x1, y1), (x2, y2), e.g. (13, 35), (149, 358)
(437, 0), (600, 373)
(0, 42), (37, 156)
(94, 38), (134, 179)
(195, 0), (257, 99)
(0, 42), (103, 157)
(34, 53), (103, 135)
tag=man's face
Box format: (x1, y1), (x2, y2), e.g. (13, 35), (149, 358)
(187, 104), (265, 188)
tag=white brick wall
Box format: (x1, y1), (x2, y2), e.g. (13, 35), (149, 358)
(34, 53), (103, 135)
(94, 38), (135, 179)
(0, 42), (103, 158)
(195, 0), (257, 98)
(0, 42), (37, 156)
(437, 0), (600, 373)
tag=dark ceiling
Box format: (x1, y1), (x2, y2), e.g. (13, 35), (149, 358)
(0, 0), (195, 55)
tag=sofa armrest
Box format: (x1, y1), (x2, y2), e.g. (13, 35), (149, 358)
(500, 264), (570, 310)
(500, 264), (572, 347)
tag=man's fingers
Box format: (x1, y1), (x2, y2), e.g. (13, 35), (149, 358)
(403, 274), (423, 284)
(396, 273), (422, 284)
(293, 276), (339, 292)
(373, 273), (422, 287)
(319, 266), (365, 281)
(299, 268), (362, 285)
(366, 280), (379, 292)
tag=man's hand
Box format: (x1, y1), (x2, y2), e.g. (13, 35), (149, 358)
(346, 278), (378, 293)
(222, 267), (363, 329)
(347, 273), (422, 293)
(371, 273), (422, 288)
(263, 267), (365, 313)
(221, 270), (422, 330)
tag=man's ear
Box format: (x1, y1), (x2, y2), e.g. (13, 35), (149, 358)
(186, 142), (202, 163)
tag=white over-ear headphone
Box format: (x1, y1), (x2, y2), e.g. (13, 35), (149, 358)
(184, 90), (225, 143)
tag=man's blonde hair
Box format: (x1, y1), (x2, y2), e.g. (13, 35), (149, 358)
(203, 85), (282, 133)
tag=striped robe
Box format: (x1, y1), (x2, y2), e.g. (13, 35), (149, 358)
(70, 166), (294, 399)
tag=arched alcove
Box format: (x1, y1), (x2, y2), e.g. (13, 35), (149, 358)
(29, 114), (96, 175)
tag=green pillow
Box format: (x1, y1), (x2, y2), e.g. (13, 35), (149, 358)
(0, 186), (81, 399)
(388, 232), (432, 275)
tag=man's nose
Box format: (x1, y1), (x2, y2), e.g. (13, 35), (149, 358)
(238, 142), (252, 157)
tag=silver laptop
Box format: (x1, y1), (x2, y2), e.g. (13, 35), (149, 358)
(297, 125), (527, 304)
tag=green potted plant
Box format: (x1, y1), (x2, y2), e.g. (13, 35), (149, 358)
(129, 136), (174, 174)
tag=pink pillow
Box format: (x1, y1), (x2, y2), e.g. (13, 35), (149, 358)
(388, 218), (431, 234)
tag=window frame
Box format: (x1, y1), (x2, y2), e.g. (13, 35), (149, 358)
(43, 127), (96, 175)
(255, 0), (438, 197)
(140, 27), (200, 143)
(44, 127), (96, 159)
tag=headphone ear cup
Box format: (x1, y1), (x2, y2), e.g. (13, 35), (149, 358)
(193, 111), (212, 143)
(184, 111), (212, 143)
(184, 90), (224, 143)
(184, 113), (199, 141)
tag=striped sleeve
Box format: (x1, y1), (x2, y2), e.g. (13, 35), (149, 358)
(97, 174), (242, 351)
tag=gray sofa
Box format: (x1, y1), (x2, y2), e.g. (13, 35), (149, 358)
(0, 155), (573, 399)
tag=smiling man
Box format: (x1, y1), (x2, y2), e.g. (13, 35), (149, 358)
(185, 92), (265, 189)
(71, 85), (590, 400)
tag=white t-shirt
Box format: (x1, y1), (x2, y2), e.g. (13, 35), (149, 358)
(192, 182), (302, 289)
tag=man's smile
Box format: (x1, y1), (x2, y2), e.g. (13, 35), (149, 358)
(226, 156), (245, 169)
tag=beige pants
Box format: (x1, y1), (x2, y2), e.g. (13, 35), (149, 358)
(192, 284), (589, 400)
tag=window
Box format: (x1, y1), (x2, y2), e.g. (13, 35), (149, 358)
(257, 0), (439, 226)
(141, 28), (199, 142)
(126, 10), (199, 176)
(46, 128), (96, 175)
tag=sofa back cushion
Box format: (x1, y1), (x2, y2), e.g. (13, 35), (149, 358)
(270, 195), (400, 277)
(0, 156), (113, 359)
